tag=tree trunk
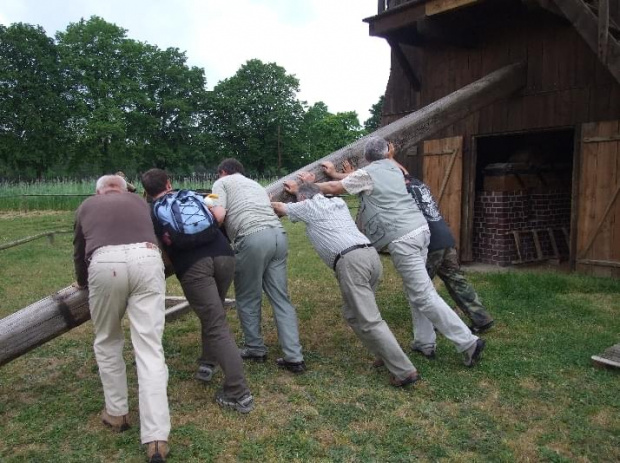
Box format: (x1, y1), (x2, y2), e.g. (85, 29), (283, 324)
(266, 61), (526, 201)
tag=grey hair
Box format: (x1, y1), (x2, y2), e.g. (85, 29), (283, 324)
(297, 182), (321, 201)
(364, 136), (389, 162)
(95, 174), (127, 193)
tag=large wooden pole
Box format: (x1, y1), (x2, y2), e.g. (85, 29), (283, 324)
(0, 62), (526, 367)
(266, 61), (526, 201)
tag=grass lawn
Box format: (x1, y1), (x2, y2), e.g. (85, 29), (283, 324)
(0, 210), (619, 462)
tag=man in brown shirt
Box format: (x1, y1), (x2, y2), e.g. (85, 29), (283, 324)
(74, 174), (171, 463)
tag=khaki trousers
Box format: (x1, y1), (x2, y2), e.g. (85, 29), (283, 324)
(388, 230), (478, 353)
(335, 246), (416, 380)
(88, 243), (170, 444)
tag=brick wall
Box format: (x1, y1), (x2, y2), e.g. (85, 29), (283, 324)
(473, 190), (571, 265)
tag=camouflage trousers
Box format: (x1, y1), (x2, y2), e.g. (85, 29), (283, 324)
(425, 247), (494, 329)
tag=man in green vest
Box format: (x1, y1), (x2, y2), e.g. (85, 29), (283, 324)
(302, 136), (486, 366)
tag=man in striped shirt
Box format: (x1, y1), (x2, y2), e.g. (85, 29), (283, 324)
(272, 181), (418, 387)
(304, 136), (485, 368)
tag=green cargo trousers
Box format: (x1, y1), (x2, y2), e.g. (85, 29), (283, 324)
(425, 247), (494, 330)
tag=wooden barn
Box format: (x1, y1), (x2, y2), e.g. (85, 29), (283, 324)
(364, 0), (620, 277)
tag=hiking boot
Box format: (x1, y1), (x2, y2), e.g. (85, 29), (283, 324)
(276, 357), (306, 374)
(215, 390), (255, 414)
(239, 348), (267, 363)
(390, 371), (420, 388)
(101, 409), (130, 432)
(470, 320), (495, 335)
(146, 440), (169, 463)
(411, 346), (436, 360)
(463, 338), (486, 367)
(195, 364), (218, 383)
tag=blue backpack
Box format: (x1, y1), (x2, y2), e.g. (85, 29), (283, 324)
(152, 190), (218, 249)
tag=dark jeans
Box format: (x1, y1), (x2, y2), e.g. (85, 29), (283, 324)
(178, 255), (249, 399)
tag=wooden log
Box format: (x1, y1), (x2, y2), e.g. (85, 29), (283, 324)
(0, 286), (90, 367)
(0, 278), (233, 367)
(0, 62), (526, 368)
(266, 61), (526, 202)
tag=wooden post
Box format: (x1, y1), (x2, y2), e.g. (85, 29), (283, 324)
(266, 61), (526, 201)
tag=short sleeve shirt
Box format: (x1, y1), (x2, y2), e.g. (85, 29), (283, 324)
(286, 194), (370, 268)
(340, 169), (373, 196)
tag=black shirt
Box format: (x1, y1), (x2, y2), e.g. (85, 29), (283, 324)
(408, 178), (456, 252)
(150, 194), (234, 278)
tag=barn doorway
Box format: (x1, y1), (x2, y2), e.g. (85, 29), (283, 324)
(472, 128), (575, 266)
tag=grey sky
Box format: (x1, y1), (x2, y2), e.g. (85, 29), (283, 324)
(1, 0), (390, 121)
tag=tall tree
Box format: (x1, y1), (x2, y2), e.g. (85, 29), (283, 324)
(205, 59), (305, 174)
(364, 95), (385, 133)
(300, 102), (363, 162)
(56, 17), (137, 172)
(0, 23), (68, 178)
(128, 44), (209, 171)
(56, 16), (209, 174)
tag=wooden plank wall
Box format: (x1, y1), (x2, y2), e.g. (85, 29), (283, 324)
(576, 121), (620, 278)
(381, 8), (620, 175)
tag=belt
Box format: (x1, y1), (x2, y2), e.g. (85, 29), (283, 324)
(92, 242), (159, 257)
(332, 244), (370, 271)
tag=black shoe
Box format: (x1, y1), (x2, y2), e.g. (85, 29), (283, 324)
(195, 364), (218, 383)
(215, 390), (255, 414)
(470, 320), (495, 334)
(411, 346), (436, 360)
(276, 357), (306, 374)
(463, 338), (486, 367)
(239, 348), (267, 363)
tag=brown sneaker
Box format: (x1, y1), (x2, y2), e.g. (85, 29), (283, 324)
(372, 358), (385, 368)
(146, 440), (169, 463)
(390, 371), (420, 388)
(101, 409), (130, 432)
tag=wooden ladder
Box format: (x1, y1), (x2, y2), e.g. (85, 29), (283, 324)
(510, 227), (570, 264)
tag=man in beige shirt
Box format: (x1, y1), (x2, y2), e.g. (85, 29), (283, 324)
(212, 158), (305, 373)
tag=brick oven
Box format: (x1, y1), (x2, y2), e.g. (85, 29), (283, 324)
(472, 131), (573, 266)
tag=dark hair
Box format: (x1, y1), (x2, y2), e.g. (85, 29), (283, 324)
(297, 182), (321, 201)
(217, 158), (245, 176)
(141, 168), (169, 197)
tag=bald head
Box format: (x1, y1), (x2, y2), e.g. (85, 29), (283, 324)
(95, 175), (128, 195)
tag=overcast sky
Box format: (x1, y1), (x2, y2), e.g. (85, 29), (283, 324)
(1, 0), (390, 122)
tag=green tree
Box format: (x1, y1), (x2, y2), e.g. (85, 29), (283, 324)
(205, 59), (305, 174)
(0, 23), (68, 178)
(56, 17), (137, 173)
(128, 45), (209, 172)
(56, 16), (209, 175)
(300, 102), (364, 162)
(364, 95), (384, 133)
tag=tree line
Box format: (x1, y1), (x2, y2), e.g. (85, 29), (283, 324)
(0, 17), (384, 180)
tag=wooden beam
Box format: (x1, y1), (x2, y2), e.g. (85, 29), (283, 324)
(365, 1), (428, 37)
(551, 0), (620, 85)
(266, 61), (527, 202)
(577, 258), (620, 268)
(387, 39), (421, 90)
(0, 287), (234, 367)
(425, 0), (480, 16)
(599, 0), (610, 64)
